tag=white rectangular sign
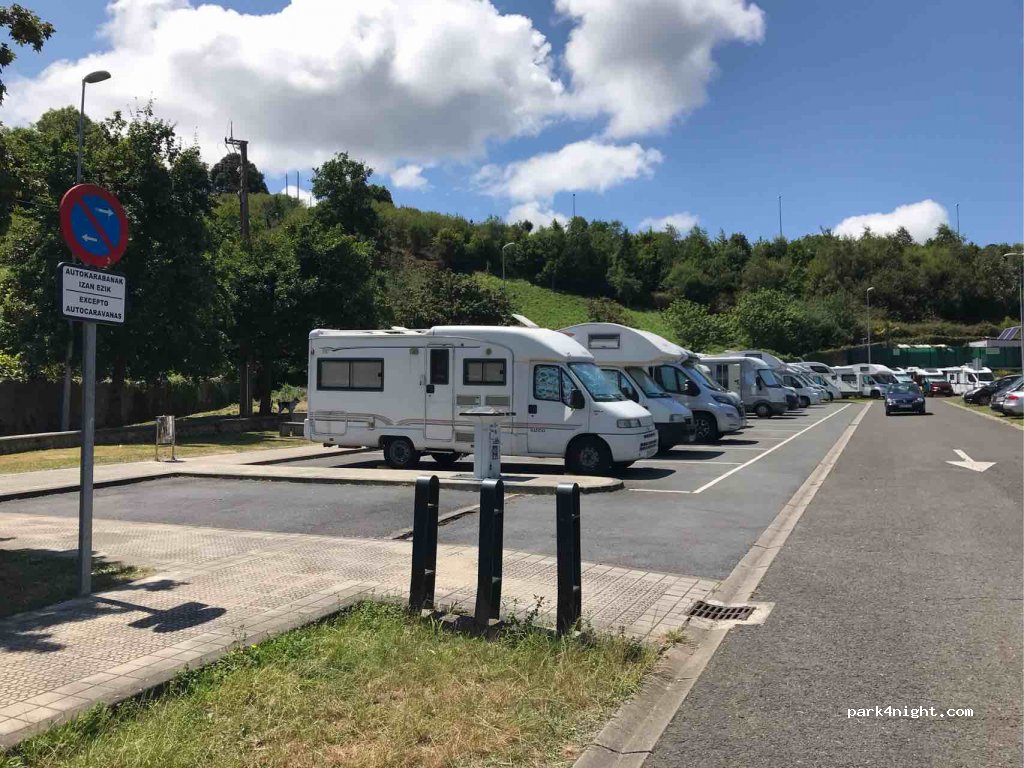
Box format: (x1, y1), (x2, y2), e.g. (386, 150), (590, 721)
(59, 263), (126, 324)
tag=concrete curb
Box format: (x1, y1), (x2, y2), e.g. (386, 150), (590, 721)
(571, 402), (872, 768)
(943, 399), (1023, 429)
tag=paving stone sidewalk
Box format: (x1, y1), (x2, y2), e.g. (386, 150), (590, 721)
(0, 512), (718, 747)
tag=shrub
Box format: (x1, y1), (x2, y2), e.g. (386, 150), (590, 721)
(389, 268), (514, 327)
(586, 297), (629, 325)
(663, 299), (736, 352)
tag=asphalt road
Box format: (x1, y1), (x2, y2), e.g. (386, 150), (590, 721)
(648, 401), (1023, 768)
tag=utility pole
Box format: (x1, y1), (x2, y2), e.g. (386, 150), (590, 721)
(778, 195), (783, 239)
(572, 193), (576, 219)
(225, 128), (253, 416)
(955, 203), (960, 239)
(866, 286), (875, 365)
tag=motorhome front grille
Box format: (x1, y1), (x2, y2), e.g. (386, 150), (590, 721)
(687, 601), (755, 622)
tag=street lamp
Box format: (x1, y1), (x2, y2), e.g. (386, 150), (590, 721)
(501, 242), (516, 283)
(866, 286), (875, 365)
(62, 70), (111, 432)
(1003, 252), (1024, 373)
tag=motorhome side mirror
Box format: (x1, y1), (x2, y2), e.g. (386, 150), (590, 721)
(685, 380), (700, 397)
(627, 389), (640, 403)
(756, 380), (763, 391)
(569, 389), (586, 410)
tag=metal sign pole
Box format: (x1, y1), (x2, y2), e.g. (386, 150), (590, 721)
(78, 321), (96, 595)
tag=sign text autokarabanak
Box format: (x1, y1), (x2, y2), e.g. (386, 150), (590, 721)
(58, 263), (127, 324)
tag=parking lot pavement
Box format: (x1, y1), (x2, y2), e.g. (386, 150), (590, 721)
(438, 404), (860, 578)
(0, 479), (481, 540)
(647, 396), (1023, 768)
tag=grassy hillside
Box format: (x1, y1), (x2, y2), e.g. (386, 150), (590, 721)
(476, 274), (675, 340)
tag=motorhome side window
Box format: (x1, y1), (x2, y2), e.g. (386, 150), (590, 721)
(429, 349), (449, 385)
(463, 358), (506, 386)
(534, 365), (579, 406)
(653, 366), (681, 393)
(317, 358), (384, 391)
(588, 333), (620, 349)
(841, 374), (857, 383)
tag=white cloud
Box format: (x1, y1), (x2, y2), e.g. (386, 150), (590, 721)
(390, 164), (429, 190)
(834, 200), (948, 243)
(556, 0), (765, 137)
(8, 0), (564, 172)
(638, 211), (699, 233)
(278, 183), (316, 207)
(507, 201), (568, 228)
(478, 140), (663, 202)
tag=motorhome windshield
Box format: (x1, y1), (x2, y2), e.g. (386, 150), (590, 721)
(568, 362), (626, 402)
(758, 369), (781, 387)
(625, 366), (671, 397)
(683, 363), (726, 392)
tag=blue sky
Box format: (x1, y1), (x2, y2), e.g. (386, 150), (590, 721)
(6, 0), (1022, 245)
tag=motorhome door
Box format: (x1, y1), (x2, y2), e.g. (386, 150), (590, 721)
(424, 347), (454, 441)
(528, 364), (587, 455)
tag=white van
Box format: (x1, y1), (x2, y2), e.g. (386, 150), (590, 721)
(701, 355), (790, 417)
(834, 364), (899, 398)
(943, 366), (994, 394)
(560, 323), (745, 443)
(778, 369), (822, 407)
(792, 363), (841, 401)
(306, 326), (659, 474)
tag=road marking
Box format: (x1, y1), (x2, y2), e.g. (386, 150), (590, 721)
(690, 404), (853, 494)
(627, 488), (692, 494)
(636, 459), (744, 466)
(946, 449), (996, 473)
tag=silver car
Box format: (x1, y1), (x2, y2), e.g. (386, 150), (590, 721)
(1002, 385), (1024, 417)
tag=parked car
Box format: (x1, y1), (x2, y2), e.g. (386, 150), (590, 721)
(884, 383), (926, 416)
(1002, 387), (1024, 417)
(991, 377), (1024, 414)
(963, 374), (1020, 405)
(915, 373), (954, 397)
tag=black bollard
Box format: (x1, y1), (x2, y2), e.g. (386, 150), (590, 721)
(409, 475), (439, 611)
(475, 478), (504, 628)
(555, 482), (582, 635)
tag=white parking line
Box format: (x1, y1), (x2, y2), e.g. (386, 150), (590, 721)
(691, 404), (852, 494)
(637, 459), (744, 466)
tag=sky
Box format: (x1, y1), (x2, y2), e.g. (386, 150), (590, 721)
(4, 0), (1022, 245)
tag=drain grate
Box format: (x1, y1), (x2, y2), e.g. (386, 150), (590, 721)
(687, 600), (755, 622)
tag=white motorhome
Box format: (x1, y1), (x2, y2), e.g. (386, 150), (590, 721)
(306, 326), (659, 474)
(833, 364), (899, 398)
(942, 365), (994, 394)
(701, 355), (789, 417)
(790, 364), (840, 401)
(559, 323), (745, 443)
(728, 350), (823, 407)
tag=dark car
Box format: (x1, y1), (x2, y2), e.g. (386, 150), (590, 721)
(885, 383), (926, 415)
(965, 374), (1021, 405)
(917, 374), (953, 397)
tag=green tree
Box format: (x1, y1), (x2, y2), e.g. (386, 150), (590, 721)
(431, 227), (466, 270)
(732, 289), (806, 354)
(389, 270), (513, 328)
(209, 152), (269, 194)
(311, 152), (380, 239)
(586, 297), (629, 324)
(0, 4), (54, 105)
(663, 298), (735, 351)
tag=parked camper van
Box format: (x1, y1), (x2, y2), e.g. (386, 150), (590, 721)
(833, 364), (899, 398)
(560, 323), (745, 443)
(791, 364), (841, 401)
(942, 365), (994, 395)
(701, 355), (789, 417)
(306, 326), (659, 474)
(728, 350), (823, 407)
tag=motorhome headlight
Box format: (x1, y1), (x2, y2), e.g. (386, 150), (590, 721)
(669, 413), (687, 422)
(617, 418), (642, 429)
(712, 394), (733, 405)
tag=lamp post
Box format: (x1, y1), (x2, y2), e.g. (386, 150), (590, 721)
(61, 70), (111, 433)
(1003, 252), (1024, 372)
(866, 286), (875, 365)
(501, 242), (515, 283)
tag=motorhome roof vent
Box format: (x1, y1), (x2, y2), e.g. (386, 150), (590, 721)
(687, 600), (755, 622)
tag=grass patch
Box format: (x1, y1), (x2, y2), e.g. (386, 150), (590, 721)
(0, 431), (306, 475)
(1, 602), (657, 768)
(0, 551), (150, 619)
(945, 399), (1024, 428)
(478, 275), (675, 340)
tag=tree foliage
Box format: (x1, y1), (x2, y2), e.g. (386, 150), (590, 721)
(209, 152), (269, 194)
(0, 3), (54, 105)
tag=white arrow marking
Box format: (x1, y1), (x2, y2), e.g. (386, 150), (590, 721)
(946, 449), (995, 473)
(96, 207), (114, 217)
(81, 234), (99, 243)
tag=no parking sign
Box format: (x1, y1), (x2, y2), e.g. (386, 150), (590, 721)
(59, 183), (129, 268)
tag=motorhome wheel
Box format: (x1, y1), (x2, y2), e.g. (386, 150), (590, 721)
(754, 402), (772, 419)
(567, 437), (611, 474)
(383, 438), (420, 469)
(798, 396), (810, 408)
(694, 412), (719, 442)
